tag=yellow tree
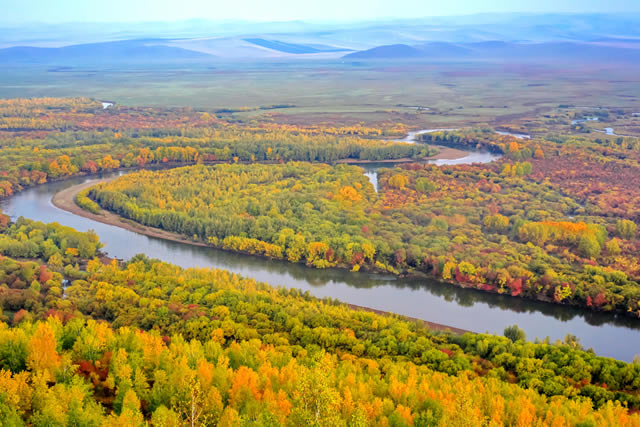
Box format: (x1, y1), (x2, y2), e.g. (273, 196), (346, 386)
(27, 322), (60, 376)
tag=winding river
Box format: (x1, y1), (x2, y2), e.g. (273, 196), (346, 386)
(1, 137), (640, 361)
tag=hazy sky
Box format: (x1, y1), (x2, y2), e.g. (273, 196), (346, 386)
(3, 0), (640, 24)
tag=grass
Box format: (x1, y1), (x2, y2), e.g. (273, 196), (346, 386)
(2, 60), (639, 130)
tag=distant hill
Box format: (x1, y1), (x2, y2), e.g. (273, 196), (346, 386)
(3, 32), (640, 65)
(343, 40), (640, 63)
(3, 14), (640, 53)
(244, 38), (348, 54)
(416, 42), (473, 57)
(343, 44), (424, 59)
(166, 37), (353, 59)
(0, 39), (213, 64)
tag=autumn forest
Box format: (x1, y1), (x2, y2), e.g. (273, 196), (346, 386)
(1, 95), (640, 426)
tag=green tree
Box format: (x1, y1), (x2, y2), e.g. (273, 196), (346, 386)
(504, 325), (526, 342)
(617, 219), (637, 240)
(578, 234), (601, 259)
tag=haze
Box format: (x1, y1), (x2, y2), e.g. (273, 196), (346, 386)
(4, 0), (640, 24)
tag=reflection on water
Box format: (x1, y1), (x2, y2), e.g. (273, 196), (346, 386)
(2, 170), (640, 361)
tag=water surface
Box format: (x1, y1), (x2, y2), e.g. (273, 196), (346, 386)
(495, 130), (531, 139)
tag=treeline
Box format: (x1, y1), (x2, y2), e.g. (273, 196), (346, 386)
(0, 126), (432, 199)
(75, 188), (102, 214)
(1, 215), (640, 424)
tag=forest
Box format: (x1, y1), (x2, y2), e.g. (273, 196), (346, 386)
(4, 97), (640, 315)
(0, 98), (432, 199)
(1, 97), (640, 424)
(89, 157), (640, 316)
(0, 212), (639, 425)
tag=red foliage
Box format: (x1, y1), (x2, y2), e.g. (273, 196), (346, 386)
(455, 269), (470, 284)
(351, 252), (364, 265)
(440, 348), (453, 357)
(38, 265), (52, 284)
(76, 351), (111, 385)
(325, 248), (334, 261)
(529, 154), (640, 222)
(594, 292), (608, 308)
(508, 278), (523, 297)
(168, 302), (182, 313)
(12, 309), (29, 325)
(82, 161), (98, 174)
(45, 308), (74, 322)
(0, 212), (9, 231)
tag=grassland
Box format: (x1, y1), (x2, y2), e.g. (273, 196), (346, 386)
(3, 60), (640, 134)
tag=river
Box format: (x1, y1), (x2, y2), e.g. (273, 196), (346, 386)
(355, 151), (500, 192)
(397, 128), (460, 143)
(495, 130), (530, 139)
(1, 148), (640, 361)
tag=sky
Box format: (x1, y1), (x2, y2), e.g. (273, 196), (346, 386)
(3, 0), (640, 24)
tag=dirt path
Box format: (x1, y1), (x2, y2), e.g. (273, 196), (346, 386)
(52, 177), (470, 336)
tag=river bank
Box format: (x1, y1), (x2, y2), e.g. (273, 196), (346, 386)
(52, 178), (212, 249)
(346, 304), (469, 335)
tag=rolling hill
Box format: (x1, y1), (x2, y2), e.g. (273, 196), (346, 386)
(343, 40), (640, 63)
(243, 38), (349, 54)
(0, 39), (214, 64)
(343, 44), (425, 59)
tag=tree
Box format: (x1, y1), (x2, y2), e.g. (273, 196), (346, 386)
(605, 239), (621, 256)
(578, 234), (601, 259)
(290, 354), (341, 426)
(27, 322), (60, 376)
(388, 174), (409, 189)
(484, 214), (509, 233)
(504, 325), (526, 342)
(534, 147), (544, 159)
(336, 186), (361, 202)
(617, 219), (637, 240)
(415, 178), (437, 193)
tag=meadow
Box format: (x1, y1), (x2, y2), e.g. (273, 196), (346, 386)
(3, 60), (639, 135)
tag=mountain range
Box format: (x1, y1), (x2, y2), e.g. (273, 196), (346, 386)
(2, 14), (640, 65)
